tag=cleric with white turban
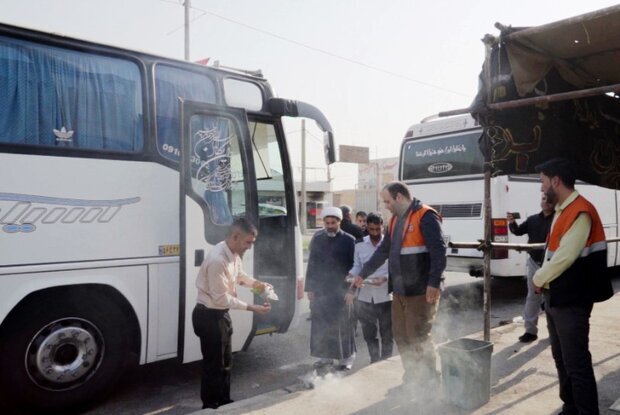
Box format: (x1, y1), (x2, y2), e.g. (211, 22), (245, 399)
(305, 206), (357, 370)
(321, 206), (343, 221)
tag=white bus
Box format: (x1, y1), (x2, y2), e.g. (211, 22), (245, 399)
(0, 23), (335, 411)
(399, 114), (620, 278)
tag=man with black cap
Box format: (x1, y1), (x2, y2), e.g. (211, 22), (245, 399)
(305, 206), (357, 371)
(533, 157), (613, 414)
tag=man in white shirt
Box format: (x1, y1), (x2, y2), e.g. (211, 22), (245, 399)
(192, 218), (271, 409)
(347, 212), (393, 363)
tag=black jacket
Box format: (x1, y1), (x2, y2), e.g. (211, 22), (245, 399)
(340, 219), (364, 242)
(508, 211), (553, 265)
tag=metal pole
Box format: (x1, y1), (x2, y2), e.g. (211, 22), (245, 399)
(488, 83), (620, 110)
(438, 107), (472, 118)
(184, 0), (191, 61)
(483, 170), (492, 342)
(300, 119), (307, 234)
(375, 161), (381, 211)
(482, 34), (494, 342)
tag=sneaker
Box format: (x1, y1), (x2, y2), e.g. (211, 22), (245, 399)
(518, 332), (538, 343)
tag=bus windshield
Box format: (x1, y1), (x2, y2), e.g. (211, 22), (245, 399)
(401, 130), (484, 181)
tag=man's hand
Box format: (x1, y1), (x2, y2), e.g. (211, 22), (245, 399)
(344, 292), (355, 306)
(253, 281), (273, 291)
(369, 277), (388, 286)
(248, 302), (271, 314)
(506, 212), (516, 224)
(352, 276), (365, 288)
(532, 272), (543, 294)
(307, 291), (315, 302)
(426, 286), (441, 304)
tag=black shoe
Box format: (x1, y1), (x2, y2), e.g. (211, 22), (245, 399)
(335, 365), (352, 371)
(202, 403), (219, 409)
(518, 332), (538, 343)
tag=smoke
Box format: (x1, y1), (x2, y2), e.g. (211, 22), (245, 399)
(433, 280), (483, 344)
(299, 365), (446, 414)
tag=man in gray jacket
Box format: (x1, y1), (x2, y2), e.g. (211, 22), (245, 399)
(353, 181), (446, 390)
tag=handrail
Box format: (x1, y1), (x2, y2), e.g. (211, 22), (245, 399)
(449, 237), (620, 252)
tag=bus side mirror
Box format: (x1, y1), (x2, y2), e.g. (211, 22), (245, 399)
(268, 98), (336, 165)
(323, 131), (336, 165)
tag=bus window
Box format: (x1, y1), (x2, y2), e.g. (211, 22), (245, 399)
(0, 36), (143, 151)
(190, 114), (245, 225)
(249, 122), (288, 217)
(401, 130), (484, 181)
(223, 78), (263, 112)
(155, 64), (216, 162)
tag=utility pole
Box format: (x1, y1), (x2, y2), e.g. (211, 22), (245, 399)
(375, 161), (381, 211)
(300, 120), (307, 234)
(184, 0), (191, 60)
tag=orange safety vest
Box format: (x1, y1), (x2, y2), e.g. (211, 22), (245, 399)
(385, 203), (444, 296)
(389, 204), (441, 255)
(547, 195), (606, 260)
(544, 194), (611, 306)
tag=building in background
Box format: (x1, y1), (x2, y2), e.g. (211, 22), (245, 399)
(356, 157), (398, 218)
(293, 155), (399, 228)
(295, 180), (332, 229)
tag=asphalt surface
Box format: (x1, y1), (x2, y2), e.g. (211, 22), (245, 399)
(73, 272), (527, 415)
(197, 276), (620, 415)
(0, 269), (531, 415)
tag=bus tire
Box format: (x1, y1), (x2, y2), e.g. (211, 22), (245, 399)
(0, 293), (134, 413)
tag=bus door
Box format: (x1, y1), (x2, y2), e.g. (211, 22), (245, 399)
(247, 118), (297, 339)
(179, 101), (297, 359)
(180, 100), (258, 359)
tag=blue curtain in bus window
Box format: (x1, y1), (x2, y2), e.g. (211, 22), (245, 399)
(190, 115), (234, 226)
(155, 65), (216, 162)
(0, 36), (143, 150)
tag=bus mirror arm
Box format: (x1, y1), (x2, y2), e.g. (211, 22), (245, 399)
(268, 98), (336, 165)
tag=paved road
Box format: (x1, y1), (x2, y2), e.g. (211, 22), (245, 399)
(68, 272), (528, 415)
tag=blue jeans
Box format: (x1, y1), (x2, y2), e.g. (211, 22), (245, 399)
(524, 257), (543, 335)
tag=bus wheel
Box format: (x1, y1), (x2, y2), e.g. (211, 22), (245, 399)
(0, 296), (133, 412)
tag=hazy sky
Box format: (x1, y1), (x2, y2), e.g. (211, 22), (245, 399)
(2, 0), (618, 188)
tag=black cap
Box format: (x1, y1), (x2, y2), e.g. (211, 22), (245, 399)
(535, 157), (576, 187)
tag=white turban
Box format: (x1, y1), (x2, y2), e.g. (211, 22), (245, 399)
(321, 206), (343, 221)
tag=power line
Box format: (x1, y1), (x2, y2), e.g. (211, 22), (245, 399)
(161, 0), (207, 36)
(176, 2), (469, 98)
(287, 128), (323, 144)
(304, 129), (328, 145)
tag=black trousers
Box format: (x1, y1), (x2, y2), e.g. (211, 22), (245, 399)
(192, 304), (233, 409)
(355, 299), (393, 363)
(544, 293), (598, 415)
